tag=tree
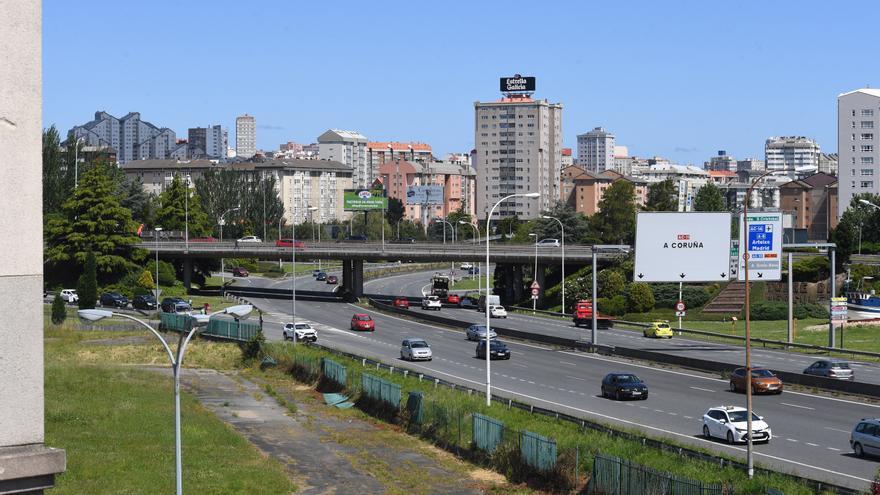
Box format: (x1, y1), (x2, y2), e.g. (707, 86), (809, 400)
(591, 180), (637, 245)
(119, 175), (156, 225)
(195, 169), (284, 240)
(387, 198), (405, 230)
(693, 182), (726, 212)
(42, 126), (76, 215)
(155, 175), (212, 236)
(51, 293), (67, 325)
(529, 203), (592, 244)
(137, 270), (155, 290)
(832, 193), (880, 262)
(597, 270), (626, 299)
(644, 178), (678, 212)
(77, 251), (97, 309)
(627, 282), (655, 312)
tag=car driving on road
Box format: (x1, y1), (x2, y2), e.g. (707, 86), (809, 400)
(459, 296), (478, 309)
(316, 272), (327, 281)
(465, 324), (497, 341)
(644, 320), (673, 338)
(601, 373), (648, 400)
(476, 339), (510, 360)
(851, 419), (880, 457)
(422, 295), (442, 310)
(350, 313), (375, 331)
(803, 360), (854, 380)
(488, 305), (508, 318)
(236, 235), (262, 243)
(393, 297), (410, 309)
(275, 238), (305, 248)
(446, 293), (461, 305)
(161, 297), (191, 313)
(535, 238), (560, 247)
(283, 322), (317, 342)
(702, 406), (771, 444)
(326, 275), (338, 285)
(729, 367), (783, 394)
(400, 338), (433, 361)
(59, 289), (79, 303)
(232, 266), (249, 277)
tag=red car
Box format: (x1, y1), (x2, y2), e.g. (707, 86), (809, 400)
(446, 294), (461, 305)
(275, 238), (305, 248)
(326, 275), (338, 284)
(232, 267), (249, 277)
(393, 297), (410, 309)
(350, 313), (374, 331)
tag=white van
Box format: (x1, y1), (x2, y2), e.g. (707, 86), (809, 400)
(478, 295), (500, 311)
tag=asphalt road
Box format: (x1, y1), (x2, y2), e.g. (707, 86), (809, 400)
(237, 269), (880, 490)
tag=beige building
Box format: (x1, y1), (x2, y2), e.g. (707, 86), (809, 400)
(378, 159), (476, 224)
(235, 114), (256, 159)
(561, 165), (647, 215)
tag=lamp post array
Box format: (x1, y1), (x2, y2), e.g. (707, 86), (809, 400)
(541, 215), (565, 313)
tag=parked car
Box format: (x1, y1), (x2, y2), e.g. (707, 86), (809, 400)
(283, 322), (317, 342)
(316, 272), (327, 281)
(232, 267), (250, 277)
(601, 373), (648, 400)
(190, 236), (218, 242)
(393, 297), (410, 309)
(476, 339), (510, 360)
(400, 338), (433, 361)
(644, 320), (673, 338)
(326, 275), (338, 285)
(488, 305), (508, 318)
(276, 238), (306, 248)
(350, 313), (375, 331)
(161, 297), (192, 313)
(465, 324), (497, 341)
(422, 295), (442, 310)
(702, 406), (771, 444)
(467, 266), (480, 275)
(729, 367), (783, 394)
(446, 294), (461, 305)
(803, 360), (854, 380)
(536, 238), (560, 247)
(132, 294), (157, 310)
(459, 297), (478, 309)
(59, 289), (79, 303)
(851, 418), (880, 457)
(99, 292), (129, 309)
(460, 263), (474, 270)
(236, 235), (262, 243)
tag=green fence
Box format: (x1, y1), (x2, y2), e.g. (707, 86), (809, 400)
(473, 413), (504, 454)
(159, 312), (192, 332)
(406, 391), (424, 424)
(322, 358), (348, 388)
(204, 318), (260, 341)
(360, 372), (401, 408)
(589, 454), (729, 495)
(521, 430), (557, 473)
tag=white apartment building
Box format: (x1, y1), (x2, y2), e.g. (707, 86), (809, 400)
(765, 136), (820, 176)
(70, 111), (177, 164)
(577, 127), (614, 173)
(838, 88), (880, 217)
(474, 95), (563, 219)
(318, 129), (370, 188)
(236, 114), (256, 159)
(188, 125), (228, 160)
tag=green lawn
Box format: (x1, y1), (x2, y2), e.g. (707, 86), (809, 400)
(452, 275), (493, 291)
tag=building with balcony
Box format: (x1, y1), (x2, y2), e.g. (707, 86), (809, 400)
(779, 172), (838, 241)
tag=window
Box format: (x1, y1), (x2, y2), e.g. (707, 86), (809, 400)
(861, 181), (874, 188)
(863, 109), (875, 117)
(861, 145), (874, 152)
(862, 121), (874, 129)
(861, 169), (874, 176)
(863, 133), (874, 140)
(862, 156), (874, 164)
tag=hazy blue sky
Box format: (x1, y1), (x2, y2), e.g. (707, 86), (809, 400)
(44, 0), (880, 164)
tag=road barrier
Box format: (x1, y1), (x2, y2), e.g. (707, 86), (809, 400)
(360, 372), (401, 409)
(520, 430), (557, 473)
(159, 311), (259, 342)
(588, 454), (728, 495)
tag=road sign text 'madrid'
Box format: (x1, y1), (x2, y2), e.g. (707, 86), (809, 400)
(633, 212), (732, 282)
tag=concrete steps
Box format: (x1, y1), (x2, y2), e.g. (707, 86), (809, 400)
(702, 282), (746, 314)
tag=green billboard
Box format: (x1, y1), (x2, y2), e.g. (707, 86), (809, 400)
(343, 188), (387, 211)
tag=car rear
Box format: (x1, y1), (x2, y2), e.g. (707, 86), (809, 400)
(828, 362), (854, 380)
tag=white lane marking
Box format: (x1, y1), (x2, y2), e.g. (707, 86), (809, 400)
(511, 363), (528, 368)
(559, 361), (577, 366)
(828, 447), (842, 451)
(683, 415), (694, 420)
(825, 427), (851, 434)
(689, 386), (715, 393)
(786, 438), (799, 443)
(565, 375), (587, 381)
(781, 402), (815, 411)
(806, 442), (819, 447)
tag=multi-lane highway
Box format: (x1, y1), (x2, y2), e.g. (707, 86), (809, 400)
(237, 268), (880, 490)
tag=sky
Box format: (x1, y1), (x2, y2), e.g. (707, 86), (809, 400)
(43, 0), (880, 165)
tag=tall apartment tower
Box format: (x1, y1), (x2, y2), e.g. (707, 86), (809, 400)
(70, 111), (176, 164)
(577, 127), (614, 173)
(838, 88), (880, 218)
(318, 129), (370, 187)
(188, 124), (228, 160)
(764, 136), (820, 176)
(474, 94), (563, 220)
(236, 114), (256, 159)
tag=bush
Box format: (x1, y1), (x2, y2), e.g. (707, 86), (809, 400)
(77, 251), (97, 309)
(791, 256), (830, 283)
(597, 270), (626, 299)
(137, 270), (155, 290)
(626, 283), (655, 312)
(597, 295), (627, 316)
(240, 331), (266, 361)
(749, 301), (787, 320)
(51, 294), (66, 325)
(229, 258), (259, 272)
(652, 284), (713, 309)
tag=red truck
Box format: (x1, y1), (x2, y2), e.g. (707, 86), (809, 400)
(572, 300), (613, 329)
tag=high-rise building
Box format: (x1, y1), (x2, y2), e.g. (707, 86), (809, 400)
(736, 158), (765, 172)
(235, 114), (256, 159)
(318, 129), (370, 187)
(576, 127), (614, 173)
(367, 141), (433, 167)
(474, 93), (562, 219)
(705, 150), (736, 172)
(188, 125), (227, 160)
(839, 89), (880, 217)
(70, 111), (177, 164)
(764, 136), (820, 176)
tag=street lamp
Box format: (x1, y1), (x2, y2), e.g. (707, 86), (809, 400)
(436, 218), (455, 244)
(485, 192), (539, 406)
(460, 220), (480, 287)
(154, 227), (162, 301)
(528, 233), (538, 312)
(589, 245), (630, 345)
(306, 206), (318, 274)
(858, 199), (880, 255)
(541, 215), (565, 313)
(77, 304), (254, 495)
(218, 206), (241, 286)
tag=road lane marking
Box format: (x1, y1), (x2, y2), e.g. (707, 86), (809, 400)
(565, 375), (587, 381)
(781, 402), (815, 411)
(828, 447), (842, 451)
(559, 361), (577, 366)
(806, 443), (819, 447)
(825, 427), (851, 434)
(689, 386), (715, 393)
(786, 438), (798, 442)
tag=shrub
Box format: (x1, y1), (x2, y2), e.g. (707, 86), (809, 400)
(137, 270), (155, 290)
(229, 258), (259, 272)
(749, 301), (787, 320)
(652, 284), (713, 309)
(77, 251), (97, 309)
(791, 256), (830, 283)
(597, 270), (626, 299)
(597, 295), (627, 316)
(51, 294), (66, 325)
(626, 283), (655, 312)
(240, 331), (266, 361)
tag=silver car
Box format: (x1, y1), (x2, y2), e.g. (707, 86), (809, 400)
(400, 338), (432, 361)
(465, 324), (497, 341)
(851, 419), (880, 457)
(803, 360), (854, 380)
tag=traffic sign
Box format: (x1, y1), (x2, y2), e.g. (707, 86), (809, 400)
(530, 280), (540, 290)
(831, 296), (848, 322)
(152, 289), (163, 299)
(738, 212), (783, 281)
(633, 212), (732, 282)
(674, 300), (686, 312)
(531, 293), (539, 300)
(531, 287), (539, 296)
(675, 310), (686, 317)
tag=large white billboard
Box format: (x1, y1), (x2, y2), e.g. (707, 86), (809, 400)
(406, 185), (444, 205)
(633, 212), (733, 282)
(737, 211), (783, 281)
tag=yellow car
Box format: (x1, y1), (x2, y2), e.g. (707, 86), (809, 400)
(644, 321), (673, 338)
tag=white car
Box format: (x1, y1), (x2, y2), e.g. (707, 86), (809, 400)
(488, 305), (508, 318)
(283, 322), (317, 342)
(422, 295), (442, 310)
(59, 289), (79, 303)
(702, 406), (771, 444)
(236, 236), (262, 243)
(460, 262), (474, 270)
(400, 338), (433, 361)
(536, 238), (560, 247)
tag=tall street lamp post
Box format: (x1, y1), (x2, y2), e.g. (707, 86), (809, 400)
(460, 220), (480, 286)
(218, 206), (240, 286)
(73, 136), (85, 189)
(590, 245), (630, 345)
(154, 227), (162, 300)
(485, 192), (539, 406)
(529, 233), (538, 312)
(541, 215), (565, 313)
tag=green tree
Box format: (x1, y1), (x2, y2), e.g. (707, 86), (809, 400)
(387, 198), (405, 230)
(195, 170), (284, 240)
(77, 251), (97, 309)
(155, 175), (212, 236)
(627, 282), (655, 312)
(42, 126), (76, 215)
(597, 269), (626, 299)
(832, 193), (880, 262)
(693, 182), (726, 212)
(644, 178), (678, 211)
(529, 203), (592, 244)
(120, 176), (157, 225)
(591, 180), (637, 245)
(51, 293), (67, 325)
(137, 270), (155, 290)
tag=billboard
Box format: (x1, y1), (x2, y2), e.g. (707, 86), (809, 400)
(406, 185), (444, 205)
(500, 75), (535, 92)
(737, 211), (783, 281)
(343, 188), (387, 211)
(633, 212), (733, 282)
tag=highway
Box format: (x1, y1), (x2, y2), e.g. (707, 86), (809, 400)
(236, 268), (880, 490)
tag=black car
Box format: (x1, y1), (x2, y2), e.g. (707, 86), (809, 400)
(315, 272), (327, 281)
(475, 340), (511, 360)
(99, 292), (129, 309)
(132, 294), (157, 310)
(160, 297), (191, 313)
(601, 373), (648, 400)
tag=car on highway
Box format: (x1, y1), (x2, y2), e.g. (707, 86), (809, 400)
(99, 292), (129, 308)
(702, 406), (771, 444)
(132, 294), (157, 310)
(803, 360), (854, 380)
(459, 296), (478, 309)
(488, 305), (508, 318)
(161, 297), (191, 313)
(729, 367), (783, 394)
(312, 269), (322, 277)
(326, 275), (338, 284)
(644, 320), (673, 338)
(283, 322), (317, 342)
(446, 293), (461, 305)
(465, 324), (497, 341)
(422, 295), (442, 310)
(236, 235), (262, 243)
(400, 338), (433, 361)
(276, 238), (306, 248)
(316, 272), (327, 281)
(393, 297), (410, 309)
(350, 313), (375, 331)
(460, 263), (473, 270)
(475, 339), (510, 360)
(601, 373), (648, 400)
(232, 266), (250, 277)
(59, 289), (78, 303)
(467, 266), (480, 275)
(536, 238), (560, 247)
(850, 419), (880, 457)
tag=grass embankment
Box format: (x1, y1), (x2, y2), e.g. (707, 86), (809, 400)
(452, 276), (494, 291)
(261, 342), (832, 495)
(44, 325), (296, 494)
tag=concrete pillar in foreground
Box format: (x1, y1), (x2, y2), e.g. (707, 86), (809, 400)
(342, 260), (353, 295)
(0, 1), (67, 492)
(351, 260), (364, 298)
(182, 258), (193, 292)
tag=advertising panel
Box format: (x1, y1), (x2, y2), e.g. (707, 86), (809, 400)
(343, 188), (387, 211)
(500, 75), (536, 92)
(405, 185), (444, 205)
(633, 212), (733, 282)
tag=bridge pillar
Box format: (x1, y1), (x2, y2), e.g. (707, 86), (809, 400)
(342, 260), (353, 294)
(183, 258), (193, 293)
(352, 260), (364, 298)
(512, 263), (524, 302)
(535, 263), (546, 305)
